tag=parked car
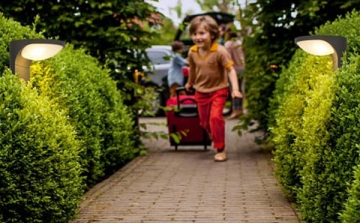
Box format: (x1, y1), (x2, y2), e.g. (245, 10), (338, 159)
(139, 45), (172, 116)
(144, 45), (172, 88)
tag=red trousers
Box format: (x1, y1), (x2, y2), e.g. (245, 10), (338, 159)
(195, 88), (228, 150)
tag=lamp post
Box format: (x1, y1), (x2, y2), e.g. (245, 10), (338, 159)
(294, 35), (347, 70)
(9, 39), (65, 82)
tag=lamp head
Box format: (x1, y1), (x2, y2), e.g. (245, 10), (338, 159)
(21, 43), (64, 60)
(9, 39), (65, 82)
(294, 35), (347, 70)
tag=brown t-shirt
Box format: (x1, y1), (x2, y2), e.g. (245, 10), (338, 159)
(188, 42), (234, 93)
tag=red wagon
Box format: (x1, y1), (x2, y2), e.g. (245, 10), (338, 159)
(165, 87), (211, 150)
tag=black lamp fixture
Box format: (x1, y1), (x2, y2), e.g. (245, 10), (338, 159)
(294, 35), (347, 70)
(9, 39), (65, 82)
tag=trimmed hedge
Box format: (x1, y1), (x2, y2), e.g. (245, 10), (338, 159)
(0, 70), (84, 223)
(317, 54), (360, 222)
(31, 45), (138, 186)
(270, 51), (333, 198)
(0, 12), (139, 222)
(341, 156), (360, 222)
(270, 10), (360, 222)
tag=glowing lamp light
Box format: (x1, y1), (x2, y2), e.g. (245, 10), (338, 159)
(294, 35), (347, 70)
(21, 43), (64, 60)
(296, 40), (334, 56)
(9, 39), (65, 82)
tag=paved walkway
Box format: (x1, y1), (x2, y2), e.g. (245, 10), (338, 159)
(70, 117), (303, 223)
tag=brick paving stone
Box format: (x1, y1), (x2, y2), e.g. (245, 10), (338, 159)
(70, 117), (304, 223)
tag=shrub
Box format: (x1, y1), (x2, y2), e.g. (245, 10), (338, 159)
(31, 45), (138, 186)
(297, 11), (360, 222)
(292, 58), (335, 222)
(0, 71), (84, 223)
(0, 12), (139, 222)
(313, 54), (360, 222)
(0, 13), (43, 74)
(270, 10), (360, 222)
(340, 162), (360, 222)
(271, 52), (333, 198)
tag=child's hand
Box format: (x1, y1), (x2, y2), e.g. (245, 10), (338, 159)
(185, 83), (193, 92)
(231, 90), (243, 98)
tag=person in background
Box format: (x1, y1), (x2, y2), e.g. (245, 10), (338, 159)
(185, 15), (242, 162)
(218, 24), (227, 45)
(168, 41), (188, 98)
(224, 30), (246, 119)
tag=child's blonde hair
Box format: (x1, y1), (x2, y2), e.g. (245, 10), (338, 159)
(189, 15), (220, 43)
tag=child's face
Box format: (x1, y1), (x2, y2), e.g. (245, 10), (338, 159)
(191, 24), (213, 50)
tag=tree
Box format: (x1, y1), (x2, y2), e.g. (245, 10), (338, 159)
(243, 0), (360, 141)
(0, 0), (161, 80)
(148, 17), (176, 45)
(195, 0), (230, 12)
(0, 0), (166, 139)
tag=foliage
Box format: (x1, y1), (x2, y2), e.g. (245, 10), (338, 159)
(139, 121), (170, 143)
(340, 162), (360, 222)
(0, 12), (141, 221)
(0, 0), (165, 133)
(271, 51), (333, 197)
(297, 54), (359, 223)
(0, 13), (43, 74)
(195, 0), (234, 13)
(0, 0), (159, 67)
(0, 70), (84, 223)
(149, 17), (177, 45)
(31, 45), (138, 187)
(295, 11), (360, 222)
(0, 13), (85, 223)
(290, 58), (334, 221)
(270, 10), (360, 222)
(239, 0), (360, 142)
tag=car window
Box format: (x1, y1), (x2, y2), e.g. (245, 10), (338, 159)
(147, 51), (171, 65)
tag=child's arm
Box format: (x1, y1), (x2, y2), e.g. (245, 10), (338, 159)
(185, 65), (195, 91)
(185, 55), (195, 92)
(227, 66), (243, 98)
(175, 54), (188, 67)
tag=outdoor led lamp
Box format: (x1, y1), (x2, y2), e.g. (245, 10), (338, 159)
(294, 35), (347, 70)
(9, 39), (65, 82)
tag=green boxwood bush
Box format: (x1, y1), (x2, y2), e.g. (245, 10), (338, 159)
(340, 161), (360, 222)
(310, 54), (360, 222)
(292, 57), (335, 222)
(31, 45), (138, 186)
(0, 13), (43, 74)
(270, 10), (360, 222)
(297, 11), (360, 222)
(271, 51), (333, 199)
(0, 70), (84, 223)
(0, 12), (139, 222)
(0, 13), (85, 223)
(269, 50), (308, 195)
